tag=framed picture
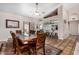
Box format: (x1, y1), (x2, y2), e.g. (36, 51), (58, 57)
(6, 19), (19, 28)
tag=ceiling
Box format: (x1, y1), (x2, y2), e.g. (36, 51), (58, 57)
(63, 3), (79, 21)
(0, 3), (79, 19)
(0, 3), (60, 18)
(63, 3), (79, 15)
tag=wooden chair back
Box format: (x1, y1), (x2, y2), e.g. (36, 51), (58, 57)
(16, 30), (22, 34)
(15, 37), (23, 54)
(16, 37), (24, 46)
(10, 31), (17, 54)
(15, 37), (30, 54)
(10, 31), (16, 48)
(10, 31), (16, 40)
(36, 33), (46, 48)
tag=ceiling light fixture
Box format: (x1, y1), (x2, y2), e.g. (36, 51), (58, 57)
(34, 3), (45, 16)
(34, 3), (40, 16)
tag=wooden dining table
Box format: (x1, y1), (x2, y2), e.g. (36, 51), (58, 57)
(16, 34), (37, 44)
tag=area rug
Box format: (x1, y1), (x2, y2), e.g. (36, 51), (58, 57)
(37, 44), (62, 55)
(0, 42), (62, 55)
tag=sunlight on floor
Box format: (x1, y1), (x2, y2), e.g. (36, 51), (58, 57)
(74, 42), (79, 55)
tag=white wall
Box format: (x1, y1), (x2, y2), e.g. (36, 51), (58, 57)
(0, 12), (36, 41)
(57, 5), (65, 40)
(62, 6), (70, 39)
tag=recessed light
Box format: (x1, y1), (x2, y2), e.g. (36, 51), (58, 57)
(42, 12), (45, 14)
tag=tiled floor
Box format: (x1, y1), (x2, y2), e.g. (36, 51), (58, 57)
(46, 35), (77, 55)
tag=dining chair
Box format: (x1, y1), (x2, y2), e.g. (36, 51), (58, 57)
(29, 30), (35, 35)
(15, 37), (31, 55)
(31, 32), (47, 55)
(16, 30), (22, 34)
(10, 31), (16, 54)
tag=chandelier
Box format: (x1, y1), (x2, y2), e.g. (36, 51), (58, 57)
(34, 3), (40, 16)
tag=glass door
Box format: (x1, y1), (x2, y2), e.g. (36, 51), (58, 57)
(23, 21), (30, 37)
